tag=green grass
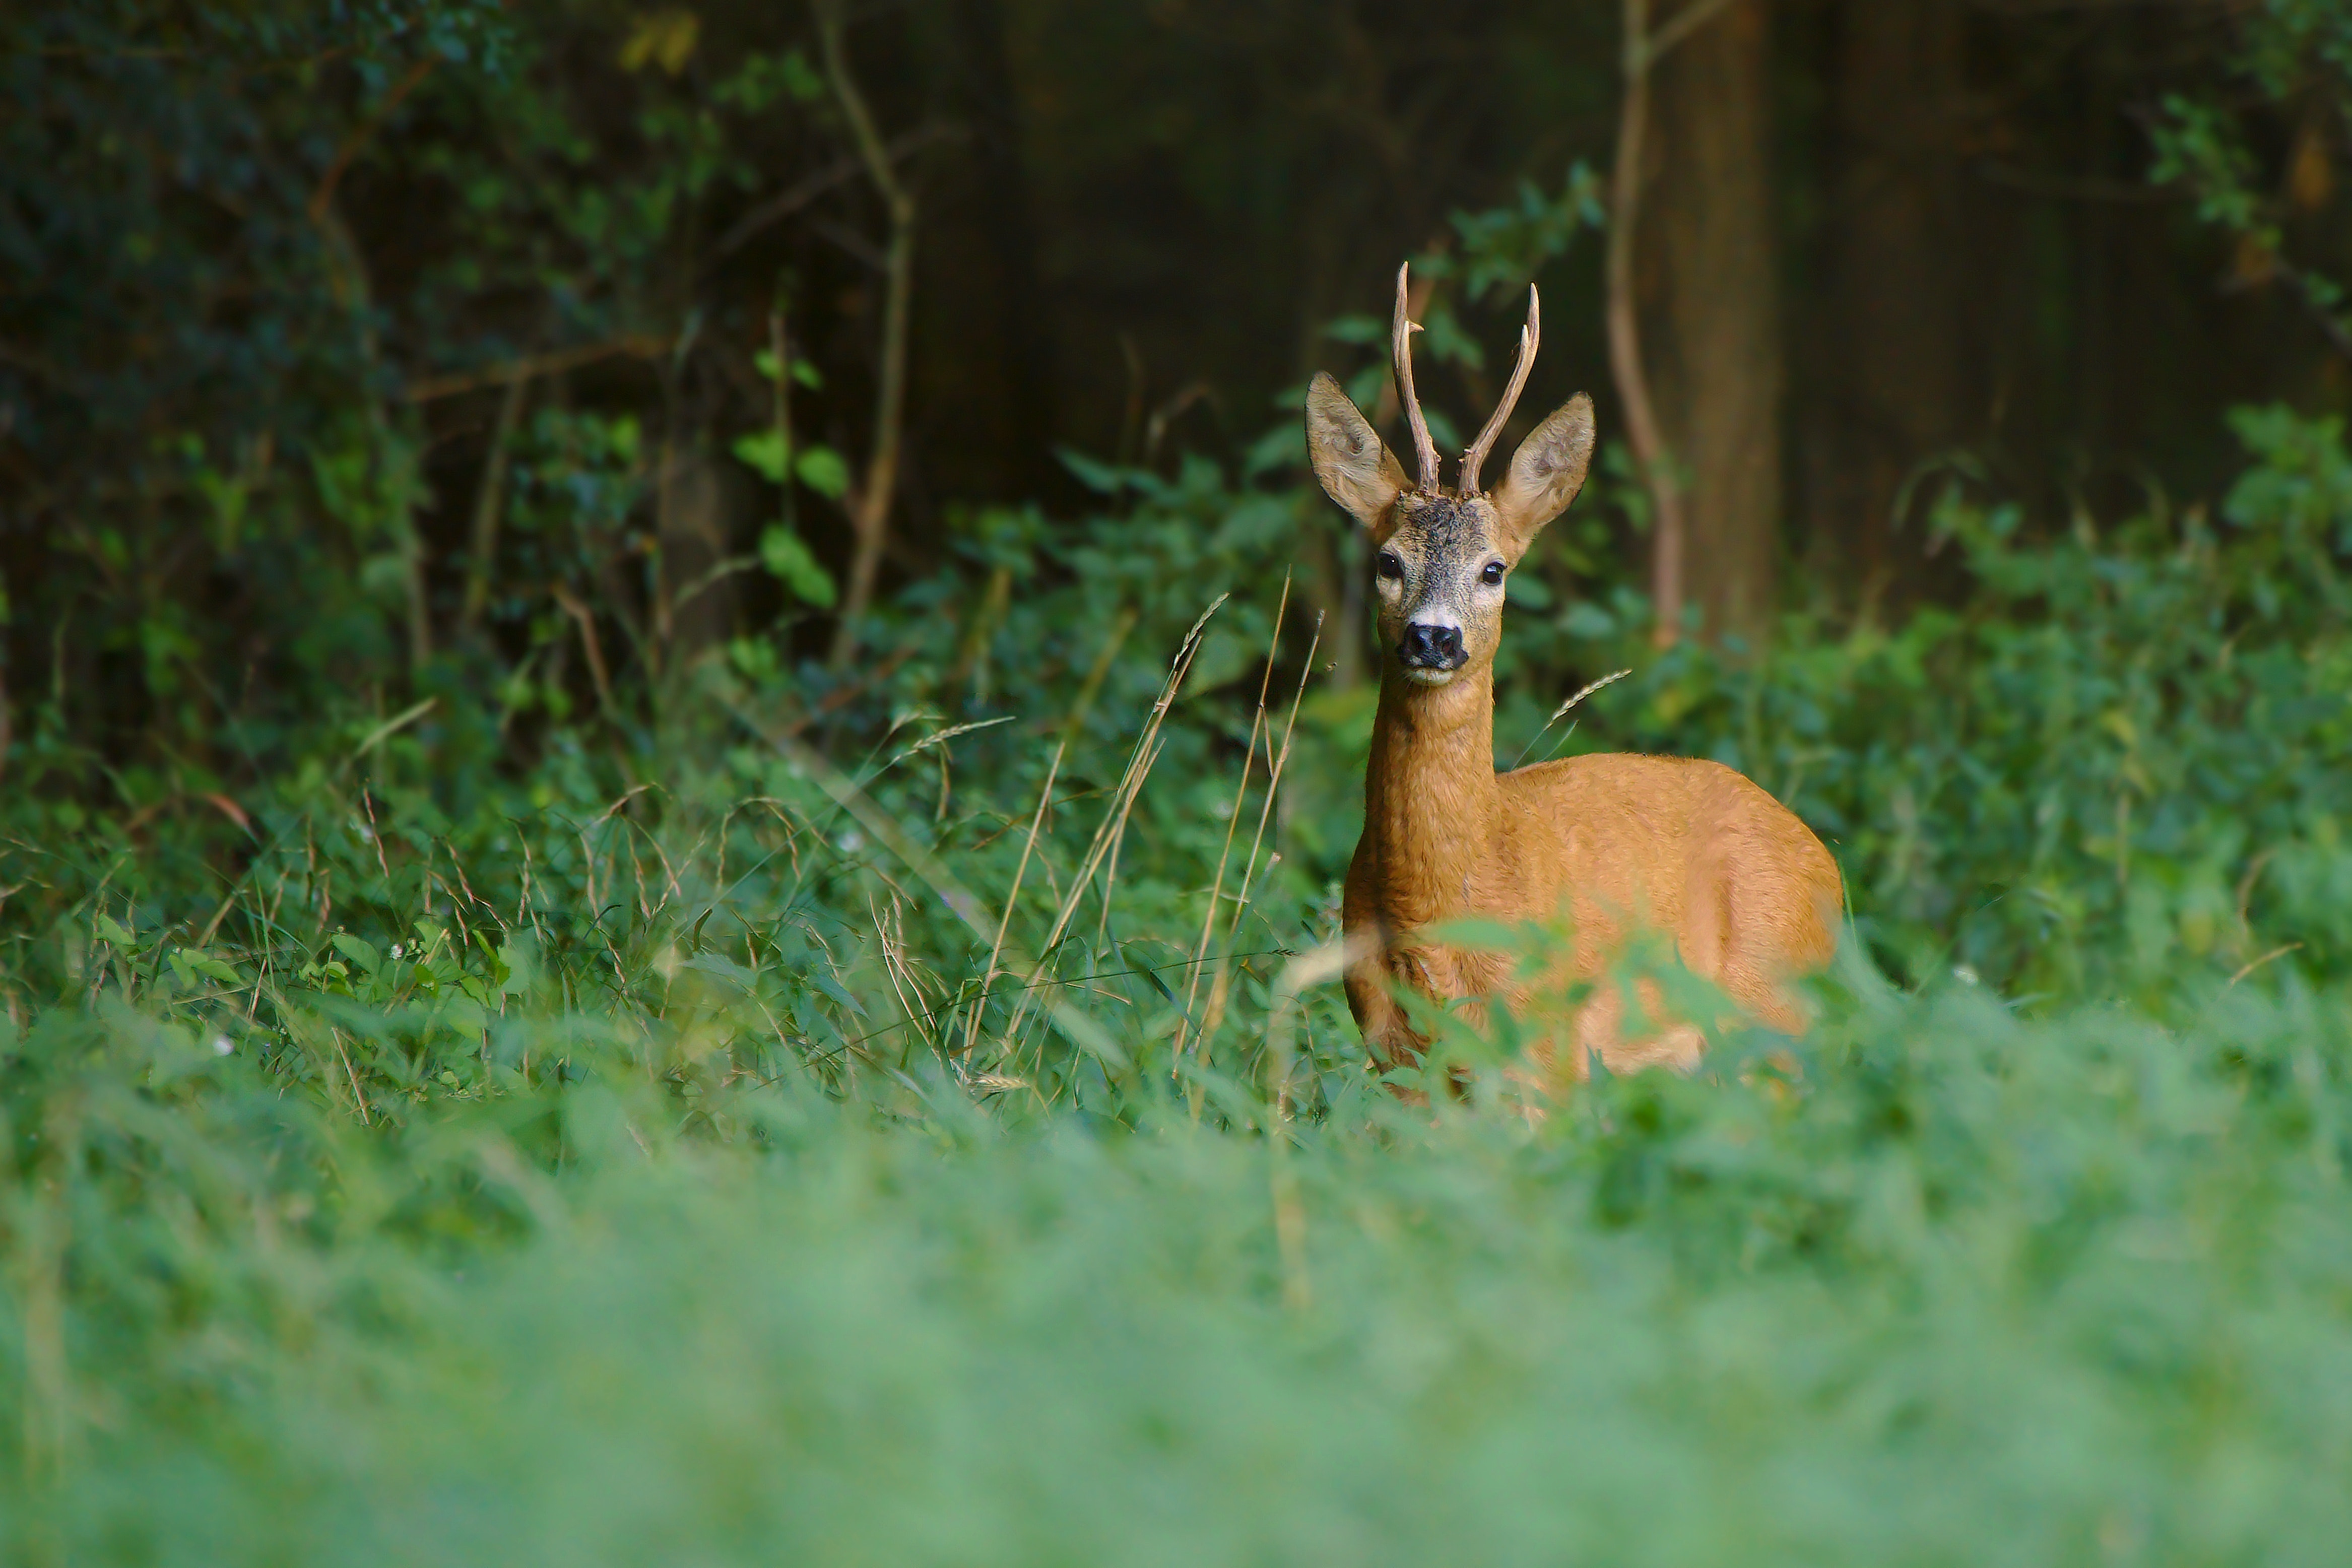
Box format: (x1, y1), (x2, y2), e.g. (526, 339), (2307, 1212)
(7, 955), (2351, 1564)
(11, 412), (2352, 1563)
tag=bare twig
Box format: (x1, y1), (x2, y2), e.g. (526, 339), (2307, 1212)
(405, 335), (671, 404)
(708, 125), (959, 268)
(818, 0), (921, 668)
(309, 54), (437, 223)
(2229, 943), (2302, 988)
(551, 584), (616, 718)
(461, 363), (531, 632)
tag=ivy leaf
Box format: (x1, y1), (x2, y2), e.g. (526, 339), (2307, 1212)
(761, 526), (838, 608)
(752, 350), (823, 389)
(731, 430), (789, 484)
(794, 445), (850, 499)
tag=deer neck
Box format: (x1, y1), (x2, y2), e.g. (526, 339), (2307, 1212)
(1363, 665), (1501, 927)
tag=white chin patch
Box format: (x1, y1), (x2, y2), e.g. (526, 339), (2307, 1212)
(1403, 667), (1457, 687)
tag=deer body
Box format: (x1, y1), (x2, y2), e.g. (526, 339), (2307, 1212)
(1312, 267), (1841, 1081)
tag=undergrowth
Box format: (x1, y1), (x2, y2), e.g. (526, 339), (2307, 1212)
(6, 410), (2352, 1562)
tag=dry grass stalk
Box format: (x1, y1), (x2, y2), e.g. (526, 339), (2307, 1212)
(994, 597), (1228, 1051)
(1195, 615), (1322, 1058)
(963, 741), (1065, 1057)
(1091, 733), (1160, 951)
(1510, 667), (1634, 769)
(1255, 938), (1364, 1313)
(1175, 576), (1290, 1063)
(869, 892), (934, 1056)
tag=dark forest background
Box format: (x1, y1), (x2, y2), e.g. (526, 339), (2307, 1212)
(7, 0), (2345, 789)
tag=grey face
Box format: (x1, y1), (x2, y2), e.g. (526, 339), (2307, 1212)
(1373, 494), (1510, 687)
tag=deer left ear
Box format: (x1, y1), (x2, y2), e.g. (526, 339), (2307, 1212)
(1305, 373), (1408, 532)
(1492, 394), (1595, 557)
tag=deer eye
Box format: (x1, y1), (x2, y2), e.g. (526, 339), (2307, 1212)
(1376, 551), (1404, 581)
(1481, 561), (1505, 586)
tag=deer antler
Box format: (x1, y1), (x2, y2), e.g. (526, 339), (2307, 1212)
(1392, 262), (1440, 493)
(1460, 284), (1541, 496)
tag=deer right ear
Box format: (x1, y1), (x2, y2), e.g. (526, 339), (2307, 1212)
(1492, 394), (1596, 556)
(1305, 373), (1407, 531)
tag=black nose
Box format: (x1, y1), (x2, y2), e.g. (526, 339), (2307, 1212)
(1399, 623), (1466, 670)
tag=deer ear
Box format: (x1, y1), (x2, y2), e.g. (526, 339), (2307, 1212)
(1493, 394), (1595, 557)
(1305, 373), (1407, 531)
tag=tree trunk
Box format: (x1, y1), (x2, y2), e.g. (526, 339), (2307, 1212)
(1642, 0), (1782, 647)
(657, 445), (737, 667)
(1802, 0), (1970, 600)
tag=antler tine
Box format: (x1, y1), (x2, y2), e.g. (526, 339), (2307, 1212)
(1460, 284), (1541, 496)
(1391, 262), (1440, 492)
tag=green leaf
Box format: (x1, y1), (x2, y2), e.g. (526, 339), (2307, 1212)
(809, 966), (867, 1016)
(95, 914), (138, 948)
(794, 445), (850, 499)
(1322, 314), (1386, 346)
(754, 350), (823, 389)
(498, 933), (538, 996)
(331, 933), (383, 974)
(779, 47), (826, 104)
(761, 526), (838, 608)
(192, 955), (243, 986)
(1242, 424), (1301, 480)
(731, 430), (790, 484)
(1056, 447), (1138, 495)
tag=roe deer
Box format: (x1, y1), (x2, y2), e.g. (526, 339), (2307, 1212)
(1306, 264), (1842, 1082)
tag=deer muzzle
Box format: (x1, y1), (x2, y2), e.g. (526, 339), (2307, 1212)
(1399, 621), (1467, 680)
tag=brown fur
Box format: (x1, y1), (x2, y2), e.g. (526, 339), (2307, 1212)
(1306, 366), (1842, 1084)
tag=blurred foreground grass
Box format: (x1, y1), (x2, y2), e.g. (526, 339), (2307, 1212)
(6, 952), (2350, 1564)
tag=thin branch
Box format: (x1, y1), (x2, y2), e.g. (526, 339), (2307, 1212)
(404, 335), (670, 404)
(460, 363), (532, 632)
(551, 584), (616, 721)
(816, 5), (915, 223)
(1643, 0), (1737, 69)
(706, 124), (960, 269)
(309, 54), (437, 223)
(818, 0), (921, 668)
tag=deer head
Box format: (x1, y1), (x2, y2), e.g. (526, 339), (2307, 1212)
(1306, 263), (1595, 688)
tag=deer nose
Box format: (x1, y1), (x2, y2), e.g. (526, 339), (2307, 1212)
(1399, 622), (1466, 670)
